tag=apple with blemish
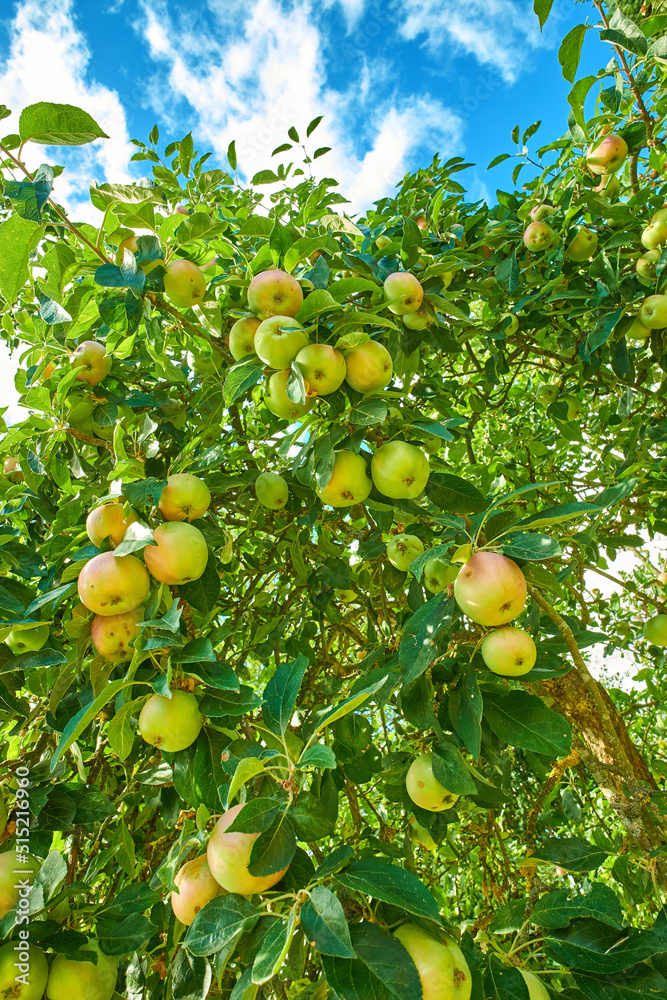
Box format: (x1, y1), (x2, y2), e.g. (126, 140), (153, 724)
(295, 343), (346, 394)
(383, 272), (423, 315)
(393, 924), (471, 1000)
(171, 855), (224, 925)
(72, 341), (111, 387)
(423, 559), (458, 594)
(229, 317), (261, 361)
(5, 623), (49, 655)
(144, 522), (208, 585)
(138, 690), (203, 752)
(409, 816), (437, 851)
(255, 471), (289, 510)
(78, 552), (150, 616)
(639, 295), (667, 329)
(248, 269), (303, 319)
(636, 250), (660, 281)
(586, 134), (628, 175)
(264, 369), (316, 421)
(530, 204), (554, 223)
(386, 534), (424, 572)
(523, 222), (556, 251)
(566, 226), (598, 261)
(454, 551), (526, 626)
(406, 752), (458, 811)
(0, 941), (48, 1000)
(46, 941), (117, 1000)
(91, 608), (143, 662)
(86, 502), (138, 549)
(317, 451), (372, 507)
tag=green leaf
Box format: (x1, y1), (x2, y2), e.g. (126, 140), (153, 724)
(269, 218), (292, 268)
(51, 677), (139, 770)
(299, 744), (337, 769)
(431, 741), (477, 796)
(226, 798), (281, 835)
(171, 948), (212, 1000)
(223, 359), (266, 407)
(546, 919), (663, 974)
(248, 813), (296, 877)
(533, 0), (555, 29)
(227, 757), (265, 805)
(425, 473), (488, 514)
(487, 153), (511, 170)
(0, 214), (43, 305)
(178, 551), (221, 614)
(518, 502), (601, 530)
(300, 887), (355, 958)
(483, 689), (572, 757)
(558, 24), (589, 83)
(531, 884), (623, 929)
(106, 700), (137, 761)
(448, 663), (483, 761)
(501, 532), (561, 560)
(251, 169), (280, 185)
(322, 922), (423, 1000)
(4, 164), (54, 222)
(336, 859), (441, 924)
(19, 102), (109, 145)
(97, 913), (154, 956)
(308, 677), (387, 738)
(592, 478), (639, 509)
(252, 908), (296, 984)
(495, 250), (519, 294)
(288, 126), (300, 143)
(530, 837), (610, 873)
(185, 894), (259, 956)
(399, 593), (453, 684)
(485, 957), (529, 1000)
(227, 140), (237, 172)
(263, 653), (308, 738)
(307, 116), (324, 137)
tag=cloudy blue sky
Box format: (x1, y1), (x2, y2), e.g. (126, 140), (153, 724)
(0, 0), (609, 220)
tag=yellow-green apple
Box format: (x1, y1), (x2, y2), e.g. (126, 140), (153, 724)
(0, 941), (48, 1000)
(344, 341), (393, 392)
(393, 924), (471, 1000)
(641, 220), (667, 251)
(86, 503), (139, 549)
(636, 250), (660, 280)
(626, 317), (651, 341)
(207, 802), (290, 894)
(502, 313), (519, 334)
(115, 235), (138, 265)
(586, 134), (628, 174)
(163, 260), (206, 308)
(644, 614), (667, 645)
(403, 310), (428, 330)
(423, 559), (458, 594)
(334, 589), (357, 602)
(5, 623), (49, 655)
(535, 385), (558, 405)
(371, 441), (429, 499)
(78, 552), (150, 616)
(481, 627), (537, 676)
(595, 174), (621, 198)
(386, 534), (424, 571)
(639, 295), (667, 329)
(519, 970), (550, 1000)
(566, 226), (598, 261)
(91, 607), (143, 662)
(159, 473), (211, 522)
(375, 235), (392, 251)
(254, 316), (308, 369)
(187, 351), (223, 379)
(406, 752), (459, 811)
(0, 851), (39, 920)
(295, 344), (346, 394)
(72, 341), (111, 387)
(248, 269), (303, 319)
(255, 472), (288, 510)
(3, 456), (22, 481)
(523, 222), (556, 251)
(138, 690), (202, 752)
(144, 523), (208, 585)
(530, 204), (554, 222)
(441, 271), (454, 290)
(264, 369), (316, 421)
(317, 451), (372, 507)
(454, 551), (526, 626)
(409, 817), (437, 851)
(229, 317), (261, 361)
(171, 855), (224, 925)
(383, 272), (424, 315)
(560, 394), (581, 420)
(46, 940), (117, 1000)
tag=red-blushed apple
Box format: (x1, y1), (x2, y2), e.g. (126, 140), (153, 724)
(317, 451), (372, 507)
(566, 226), (598, 261)
(264, 369), (316, 421)
(91, 607), (144, 662)
(138, 690), (202, 752)
(176, 205), (189, 215)
(424, 558), (458, 593)
(46, 941), (117, 1000)
(247, 269), (303, 319)
(159, 473), (211, 522)
(144, 522), (208, 585)
(636, 250), (660, 280)
(481, 627), (537, 676)
(186, 351), (224, 379)
(163, 260), (207, 308)
(294, 344), (346, 394)
(0, 941), (48, 1000)
(72, 341), (111, 387)
(5, 623), (49, 655)
(115, 235), (138, 266)
(409, 816), (437, 851)
(344, 341), (393, 392)
(393, 924), (471, 1000)
(383, 272), (424, 315)
(406, 752), (459, 811)
(644, 614), (667, 646)
(229, 317), (261, 361)
(78, 552), (150, 616)
(171, 854), (224, 925)
(0, 851), (39, 920)
(254, 316), (309, 369)
(416, 214), (428, 230)
(523, 222), (556, 251)
(255, 471), (289, 510)
(454, 551), (527, 626)
(520, 970), (550, 1000)
(386, 534), (424, 572)
(207, 802), (290, 894)
(639, 295), (667, 329)
(586, 134), (628, 174)
(371, 441), (429, 499)
(86, 502), (139, 549)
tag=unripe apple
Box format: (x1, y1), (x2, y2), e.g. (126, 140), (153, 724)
(644, 614), (667, 646)
(344, 341), (393, 393)
(187, 351), (223, 379)
(520, 970), (550, 1000)
(0, 942), (48, 1000)
(403, 309), (428, 330)
(229, 317), (261, 361)
(91, 607), (143, 662)
(247, 269), (303, 319)
(255, 471), (289, 510)
(159, 473), (211, 522)
(657, 572), (667, 586)
(144, 522), (208, 585)
(371, 441), (429, 499)
(254, 316), (309, 369)
(586, 134), (628, 175)
(383, 272), (424, 315)
(560, 394), (581, 420)
(163, 260), (207, 308)
(139, 689), (202, 752)
(641, 221), (667, 251)
(47, 940), (117, 1000)
(636, 250), (660, 280)
(86, 502), (139, 549)
(334, 589), (357, 603)
(264, 369), (316, 420)
(523, 222), (556, 251)
(535, 385), (558, 405)
(530, 204), (554, 223)
(375, 234), (392, 251)
(386, 534), (424, 572)
(171, 854), (224, 925)
(639, 295), (667, 329)
(393, 924), (471, 1000)
(207, 802), (291, 894)
(295, 344), (346, 394)
(566, 226), (598, 261)
(441, 271), (454, 290)
(409, 816), (437, 851)
(316, 451), (372, 507)
(501, 312), (519, 334)
(78, 552), (150, 616)
(595, 174), (621, 199)
(406, 753), (459, 811)
(72, 341), (111, 387)
(481, 627), (537, 676)
(115, 235), (138, 266)
(454, 551), (526, 627)
(0, 851), (39, 920)
(423, 559), (458, 594)
(5, 623), (49, 655)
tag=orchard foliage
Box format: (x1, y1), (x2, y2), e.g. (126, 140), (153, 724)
(2, 1), (667, 998)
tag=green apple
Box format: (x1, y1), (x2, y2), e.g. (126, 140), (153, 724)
(560, 394), (581, 420)
(255, 472), (289, 510)
(481, 627), (537, 676)
(6, 623), (49, 655)
(386, 534), (424, 572)
(636, 249), (660, 280)
(586, 134), (628, 175)
(423, 559), (458, 594)
(254, 316), (308, 369)
(566, 226), (598, 261)
(639, 295), (667, 329)
(644, 614), (667, 646)
(406, 752), (459, 811)
(383, 272), (424, 315)
(535, 385), (558, 405)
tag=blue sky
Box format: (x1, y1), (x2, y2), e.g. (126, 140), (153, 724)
(0, 0), (610, 220)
